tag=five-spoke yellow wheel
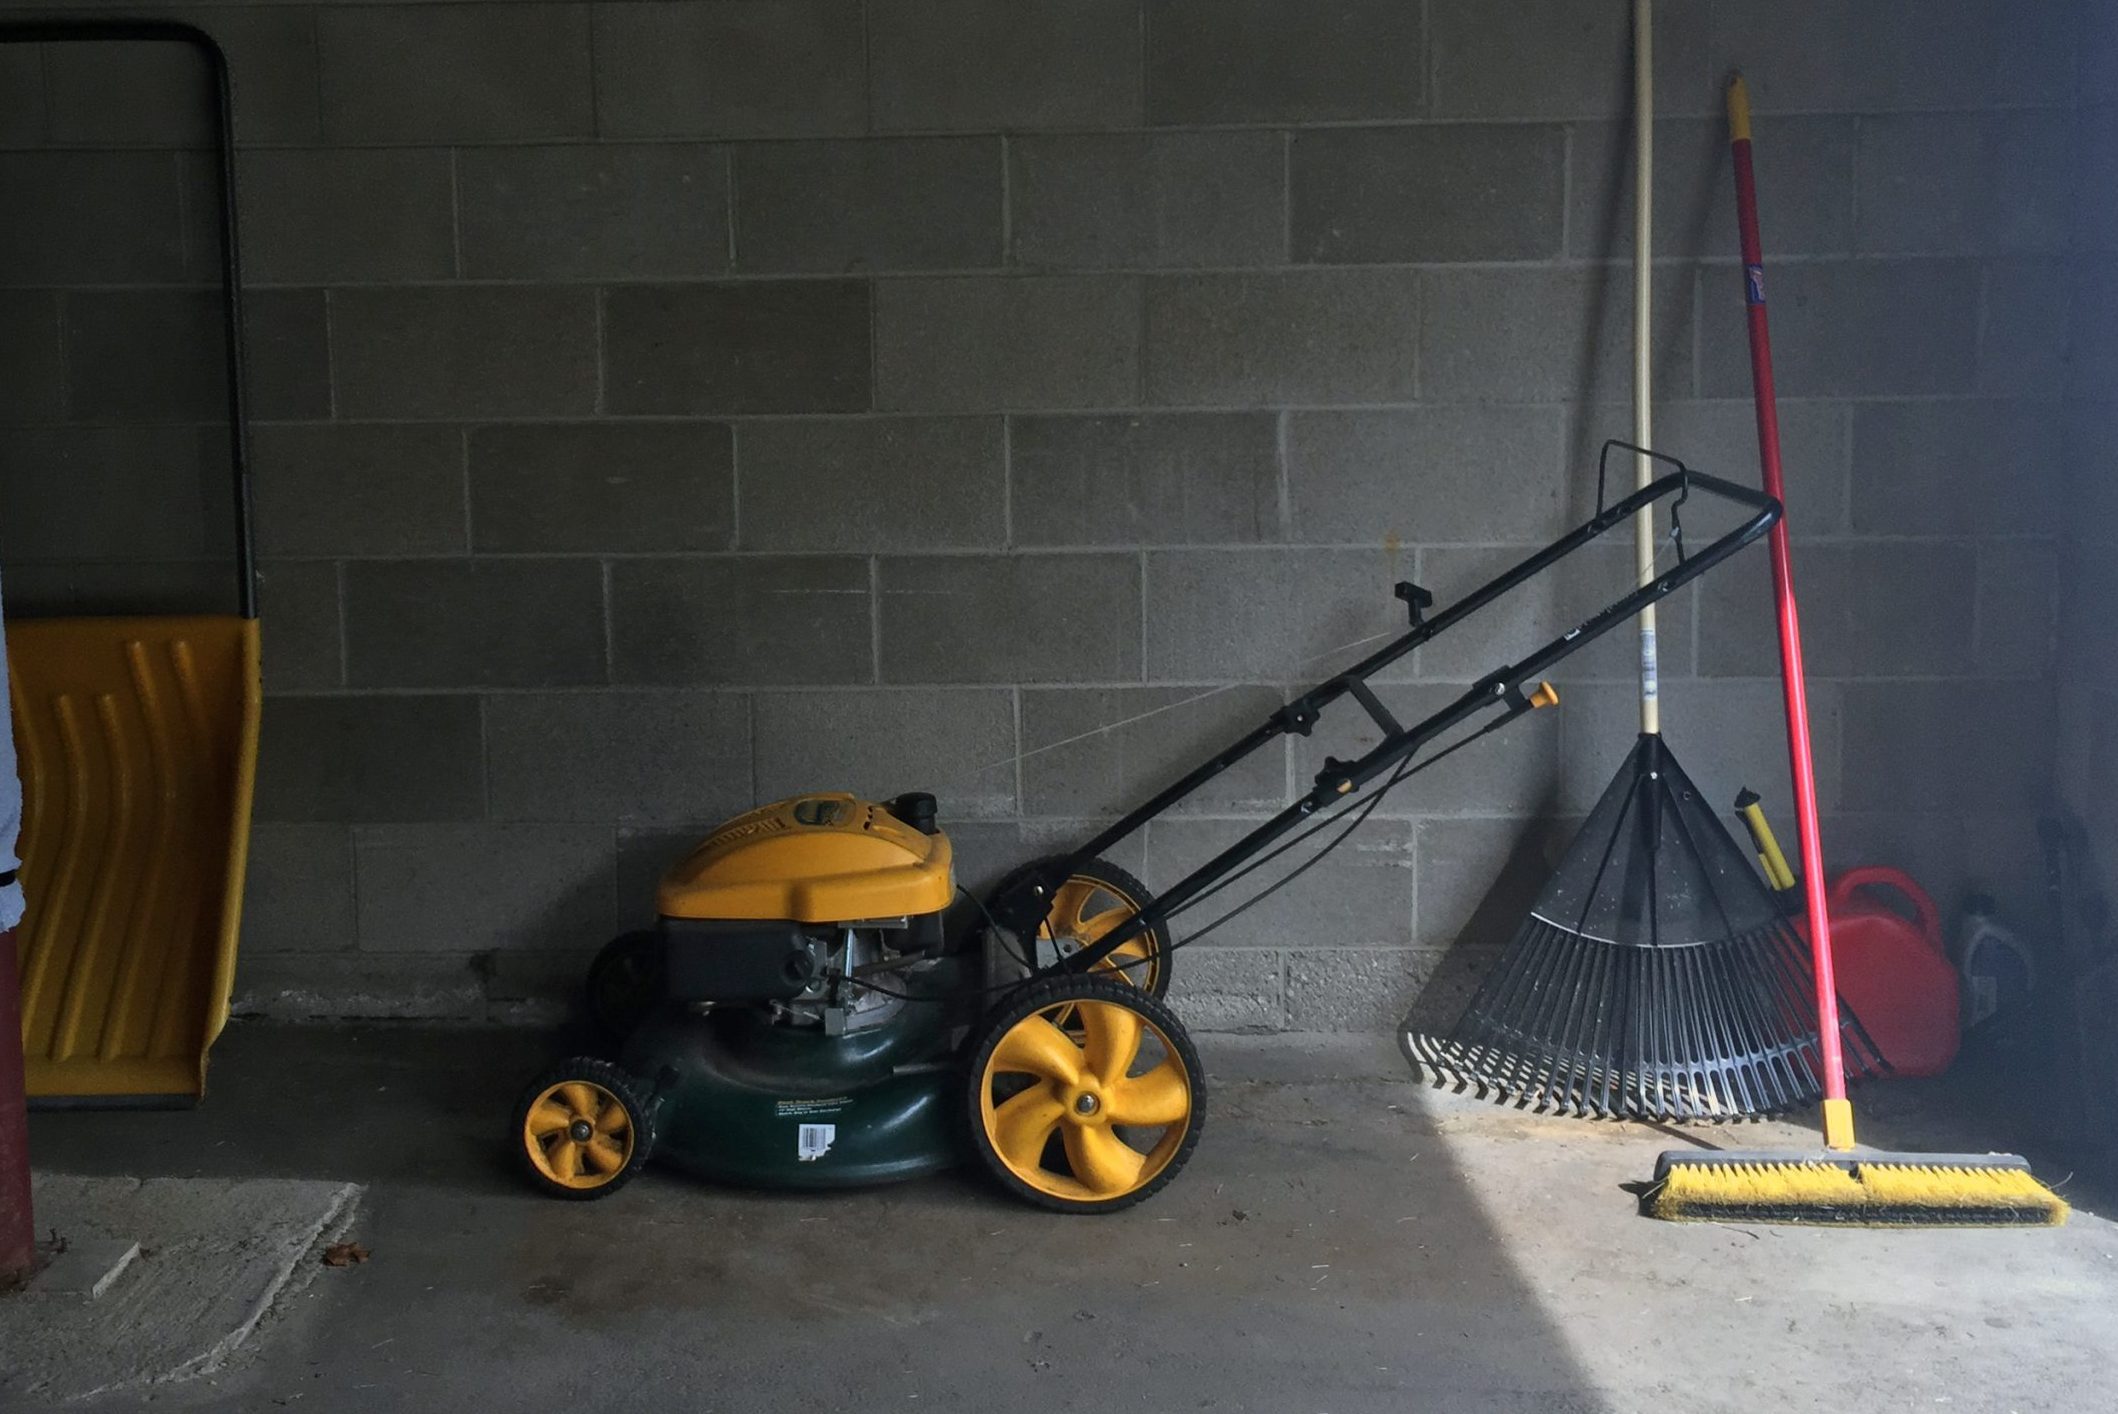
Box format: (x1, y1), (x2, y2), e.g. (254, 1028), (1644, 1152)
(988, 857), (1172, 998)
(968, 977), (1203, 1213)
(513, 1058), (654, 1201)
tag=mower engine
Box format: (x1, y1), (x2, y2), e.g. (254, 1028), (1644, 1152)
(657, 791), (951, 1035)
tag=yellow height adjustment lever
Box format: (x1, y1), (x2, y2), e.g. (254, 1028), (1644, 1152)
(1527, 681), (1560, 709)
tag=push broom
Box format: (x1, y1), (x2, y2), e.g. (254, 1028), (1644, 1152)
(1404, 0), (1883, 1120)
(1641, 77), (2067, 1225)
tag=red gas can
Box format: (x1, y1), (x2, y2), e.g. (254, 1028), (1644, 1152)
(1799, 867), (1959, 1078)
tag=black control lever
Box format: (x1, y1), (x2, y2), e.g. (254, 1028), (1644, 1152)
(1394, 581), (1433, 627)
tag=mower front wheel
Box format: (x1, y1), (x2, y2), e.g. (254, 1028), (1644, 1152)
(967, 976), (1204, 1215)
(513, 1057), (656, 1201)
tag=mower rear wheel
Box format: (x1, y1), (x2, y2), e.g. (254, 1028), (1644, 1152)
(584, 929), (664, 1041)
(513, 1057), (655, 1201)
(968, 977), (1203, 1214)
(988, 857), (1171, 998)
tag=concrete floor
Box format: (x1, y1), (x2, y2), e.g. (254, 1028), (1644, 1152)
(14, 1023), (2118, 1413)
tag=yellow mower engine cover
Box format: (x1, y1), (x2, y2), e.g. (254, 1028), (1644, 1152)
(658, 794), (953, 924)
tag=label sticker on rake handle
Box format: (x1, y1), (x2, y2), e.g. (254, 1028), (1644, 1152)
(1745, 264), (1766, 305)
(797, 1123), (836, 1161)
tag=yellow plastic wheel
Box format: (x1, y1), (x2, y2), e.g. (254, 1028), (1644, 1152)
(512, 1058), (653, 1201)
(968, 977), (1204, 1214)
(990, 857), (1171, 998)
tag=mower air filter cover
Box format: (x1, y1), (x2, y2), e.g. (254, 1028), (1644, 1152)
(657, 793), (954, 923)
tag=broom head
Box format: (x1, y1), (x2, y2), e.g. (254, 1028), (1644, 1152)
(1644, 1148), (2068, 1227)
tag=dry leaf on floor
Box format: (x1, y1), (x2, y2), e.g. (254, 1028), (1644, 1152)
(322, 1241), (370, 1267)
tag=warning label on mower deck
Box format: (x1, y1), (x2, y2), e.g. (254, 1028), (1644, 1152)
(797, 1124), (836, 1161)
(774, 1096), (850, 1118)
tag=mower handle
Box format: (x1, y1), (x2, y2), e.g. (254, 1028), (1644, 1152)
(1032, 443), (1782, 976)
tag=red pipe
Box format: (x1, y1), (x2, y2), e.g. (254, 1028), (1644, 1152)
(1728, 79), (1852, 1126)
(0, 926), (33, 1282)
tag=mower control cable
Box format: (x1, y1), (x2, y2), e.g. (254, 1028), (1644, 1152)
(825, 709), (1523, 1004)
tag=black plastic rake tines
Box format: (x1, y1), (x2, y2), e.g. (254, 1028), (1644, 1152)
(1406, 736), (1885, 1121)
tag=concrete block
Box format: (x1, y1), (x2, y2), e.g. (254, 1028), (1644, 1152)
(1009, 132), (1286, 270)
(1857, 112), (2072, 256)
(1585, 398), (1850, 534)
(1568, 116), (1855, 260)
(239, 149), (456, 284)
(1147, 815), (1415, 949)
(1849, 401), (2062, 536)
(487, 691), (752, 826)
(483, 948), (594, 1022)
(1557, 678), (1842, 823)
(1144, 548), (1406, 684)
(332, 286), (599, 420)
(0, 427), (222, 564)
(1431, 0), (1710, 118)
(1146, 0), (1422, 124)
(737, 417), (1003, 551)
(879, 553), (1141, 684)
(246, 289), (334, 423)
(874, 275), (1141, 412)
(603, 281), (870, 415)
(1010, 413), (1282, 547)
(318, 2), (593, 142)
(1975, 541), (2060, 679)
(63, 289), (230, 421)
(1983, 260), (2072, 398)
(610, 555), (872, 685)
(1414, 816), (1574, 951)
(1145, 271), (1420, 407)
(1166, 948), (1284, 1032)
(1292, 126), (1565, 264)
(45, 14), (319, 146)
(36, 561), (235, 619)
(345, 559), (608, 689)
(870, 0), (1141, 132)
(1421, 267), (1693, 403)
(470, 423), (734, 553)
(1287, 407), (1567, 545)
(1412, 542), (1693, 684)
(1840, 679), (2053, 813)
(1020, 685), (1288, 818)
(1698, 260), (1983, 399)
(354, 823), (617, 953)
(253, 694), (484, 823)
(752, 688), (1017, 818)
(0, 151), (185, 284)
(735, 137), (1001, 274)
(592, 0), (865, 138)
(242, 823), (356, 955)
(1287, 948), (1458, 1033)
(256, 561), (342, 692)
(1708, 0), (2075, 114)
(252, 424), (468, 559)
(0, 289), (62, 421)
(0, 41), (43, 143)
(233, 951), (484, 1021)
(1698, 540), (1975, 678)
(1291, 683), (1561, 819)
(458, 144), (731, 280)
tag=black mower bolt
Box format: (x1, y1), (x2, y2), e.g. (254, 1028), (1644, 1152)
(568, 1119), (594, 1142)
(1075, 1094), (1099, 1116)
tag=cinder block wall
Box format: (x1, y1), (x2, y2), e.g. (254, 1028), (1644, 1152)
(0, 1), (2079, 1030)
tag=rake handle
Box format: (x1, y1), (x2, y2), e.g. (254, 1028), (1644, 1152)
(1728, 77), (1852, 1132)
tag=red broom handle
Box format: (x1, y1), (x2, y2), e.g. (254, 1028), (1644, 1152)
(1727, 78), (1851, 1120)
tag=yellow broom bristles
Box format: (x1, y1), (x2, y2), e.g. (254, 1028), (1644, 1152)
(1648, 1159), (2069, 1227)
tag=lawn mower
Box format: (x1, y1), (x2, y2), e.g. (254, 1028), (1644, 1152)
(511, 445), (1781, 1214)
